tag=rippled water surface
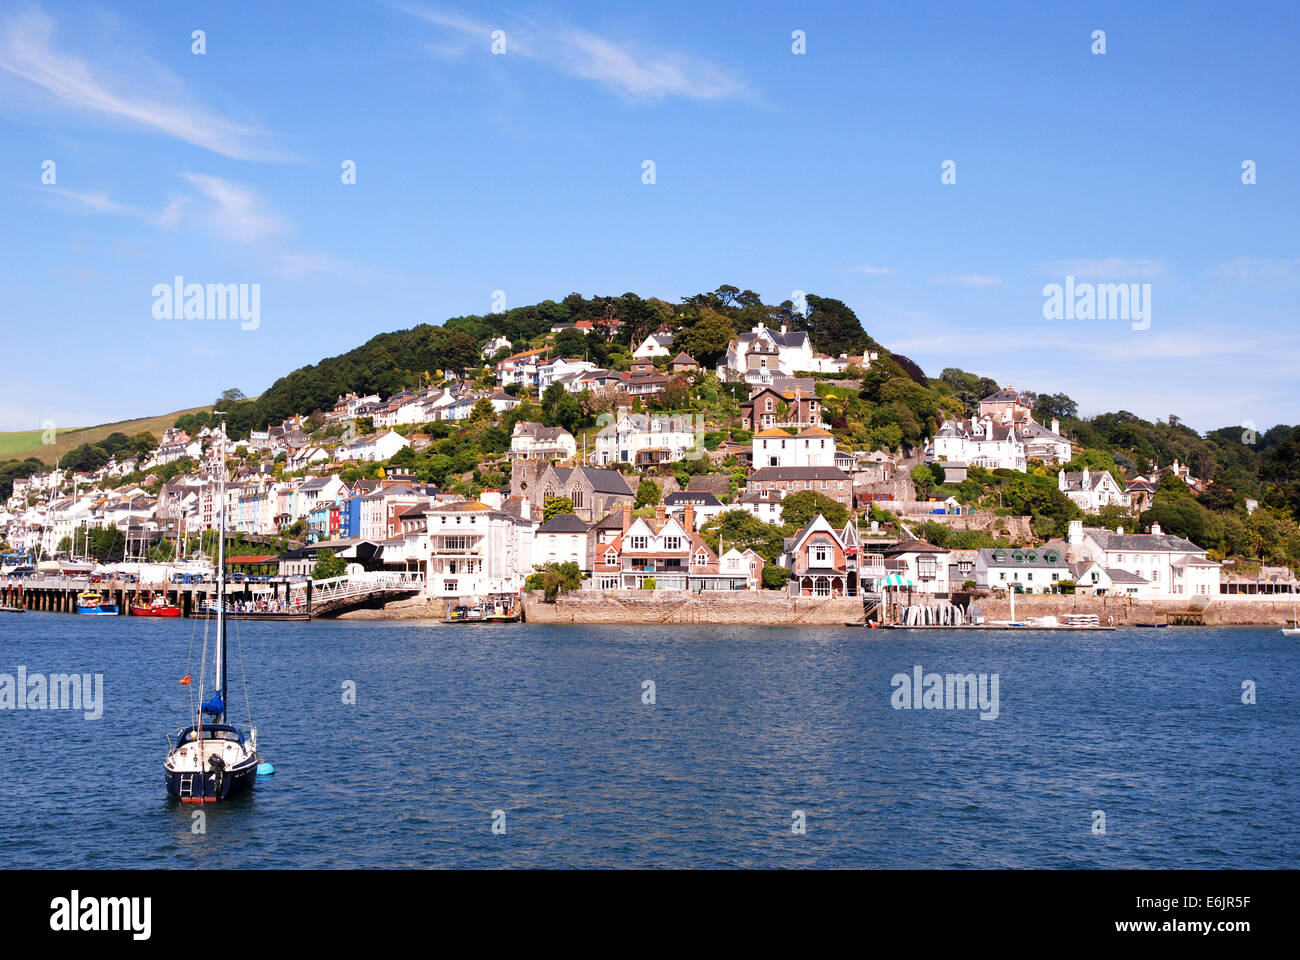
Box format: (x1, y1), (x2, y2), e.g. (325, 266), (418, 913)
(1, 612), (1295, 868)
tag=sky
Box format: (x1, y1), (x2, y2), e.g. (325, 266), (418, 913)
(0, 0), (1296, 435)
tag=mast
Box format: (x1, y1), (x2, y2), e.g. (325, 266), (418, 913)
(216, 418), (227, 722)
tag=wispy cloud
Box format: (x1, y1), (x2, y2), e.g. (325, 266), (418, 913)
(395, 4), (748, 101)
(1039, 258), (1166, 279)
(45, 187), (133, 215)
(934, 273), (1003, 288)
(1209, 257), (1300, 280)
(179, 173), (286, 245)
(0, 7), (284, 161)
(839, 264), (894, 276)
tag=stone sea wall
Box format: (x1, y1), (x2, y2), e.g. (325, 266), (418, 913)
(522, 590), (863, 625)
(976, 594), (1292, 626)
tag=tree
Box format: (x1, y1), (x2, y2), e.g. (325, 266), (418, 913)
(312, 551), (347, 579)
(911, 464), (936, 499)
(780, 490), (848, 529)
(675, 308), (736, 368)
(798, 295), (873, 358)
(524, 561), (583, 601)
(762, 565), (791, 590)
(470, 396), (496, 424)
(635, 479), (661, 508)
(215, 388), (246, 408)
(543, 497), (575, 522)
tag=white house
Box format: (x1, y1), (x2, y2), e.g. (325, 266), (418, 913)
(662, 491), (726, 527)
(482, 336), (512, 358)
(717, 325), (815, 382)
(632, 332), (675, 359)
(882, 539), (952, 597)
(933, 418), (1027, 471)
(532, 512), (590, 573)
(496, 348), (549, 388)
(718, 547), (764, 591)
(338, 430), (410, 462)
(594, 412), (697, 467)
(1065, 520), (1220, 597)
(539, 357), (598, 391)
(738, 490), (786, 525)
(751, 426), (837, 469)
(1058, 468), (1130, 513)
(975, 546), (1072, 593)
(425, 500), (535, 599)
(510, 422), (577, 461)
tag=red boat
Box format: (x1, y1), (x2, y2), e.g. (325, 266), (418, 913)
(130, 594), (182, 617)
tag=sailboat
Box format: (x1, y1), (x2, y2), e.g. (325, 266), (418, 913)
(1284, 593), (1300, 637)
(163, 420), (261, 802)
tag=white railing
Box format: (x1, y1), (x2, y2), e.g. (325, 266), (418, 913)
(296, 571), (425, 603)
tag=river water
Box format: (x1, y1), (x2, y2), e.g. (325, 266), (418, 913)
(1, 612), (1294, 868)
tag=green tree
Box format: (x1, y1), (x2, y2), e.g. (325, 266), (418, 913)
(780, 490), (848, 529)
(524, 561), (583, 601)
(312, 551), (348, 579)
(635, 479), (661, 508)
(543, 497), (575, 521)
(762, 565), (791, 590)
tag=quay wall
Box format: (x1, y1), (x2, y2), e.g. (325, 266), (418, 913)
(976, 594), (1291, 626)
(522, 590), (863, 625)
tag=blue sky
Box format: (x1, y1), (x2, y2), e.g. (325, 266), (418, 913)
(1, 0), (1296, 435)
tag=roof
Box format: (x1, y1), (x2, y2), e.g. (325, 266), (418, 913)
(670, 352), (697, 365)
(537, 513), (590, 533)
(748, 466), (851, 481)
(663, 491), (722, 507)
(1105, 568), (1150, 584)
(573, 466), (634, 496)
(885, 539), (951, 556)
(977, 547), (1067, 567)
(753, 428), (793, 438)
(1085, 528), (1205, 554)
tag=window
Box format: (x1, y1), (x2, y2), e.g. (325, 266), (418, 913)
(695, 551), (708, 565)
(604, 550), (617, 565)
(631, 536), (648, 550)
(999, 572), (1007, 582)
(812, 545), (830, 564)
(663, 536), (681, 550)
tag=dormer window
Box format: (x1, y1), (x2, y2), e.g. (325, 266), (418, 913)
(604, 550), (617, 564)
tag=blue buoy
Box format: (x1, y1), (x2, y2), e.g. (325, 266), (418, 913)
(257, 762), (275, 776)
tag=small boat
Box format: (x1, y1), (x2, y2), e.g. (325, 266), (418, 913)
(130, 593), (182, 617)
(164, 420), (262, 803)
(445, 597), (521, 623)
(1284, 596), (1300, 636)
(0, 605), (24, 614)
(76, 591), (118, 615)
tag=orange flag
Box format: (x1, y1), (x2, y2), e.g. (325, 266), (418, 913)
(179, 675), (191, 685)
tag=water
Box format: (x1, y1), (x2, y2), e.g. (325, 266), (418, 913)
(1, 612), (1295, 868)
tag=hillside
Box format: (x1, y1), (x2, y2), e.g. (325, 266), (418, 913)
(0, 406), (212, 463)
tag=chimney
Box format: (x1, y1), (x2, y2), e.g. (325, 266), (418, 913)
(1068, 519), (1083, 546)
(1057, 469), (1066, 492)
(1116, 525), (1124, 536)
(621, 502), (633, 533)
(520, 497), (531, 520)
(655, 501), (666, 523)
(1151, 522), (1162, 536)
(684, 502), (695, 532)
(780, 324), (787, 335)
(1051, 417), (1060, 435)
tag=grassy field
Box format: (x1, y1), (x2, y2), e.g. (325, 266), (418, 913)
(0, 406), (212, 464)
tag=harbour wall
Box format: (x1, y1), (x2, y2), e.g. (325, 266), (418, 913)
(522, 590), (863, 625)
(976, 594), (1292, 626)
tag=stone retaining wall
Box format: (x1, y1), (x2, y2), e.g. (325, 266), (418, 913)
(977, 594), (1292, 626)
(523, 590), (863, 625)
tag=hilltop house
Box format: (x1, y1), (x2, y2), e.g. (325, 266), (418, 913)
(718, 325), (814, 383)
(745, 466), (855, 508)
(513, 461), (635, 524)
(632, 332), (676, 358)
(932, 418), (1027, 471)
(1057, 468), (1130, 513)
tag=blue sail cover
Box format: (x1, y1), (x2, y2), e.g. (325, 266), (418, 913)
(201, 693), (225, 716)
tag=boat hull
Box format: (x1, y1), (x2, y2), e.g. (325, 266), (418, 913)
(165, 756), (259, 803)
(76, 605), (118, 615)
